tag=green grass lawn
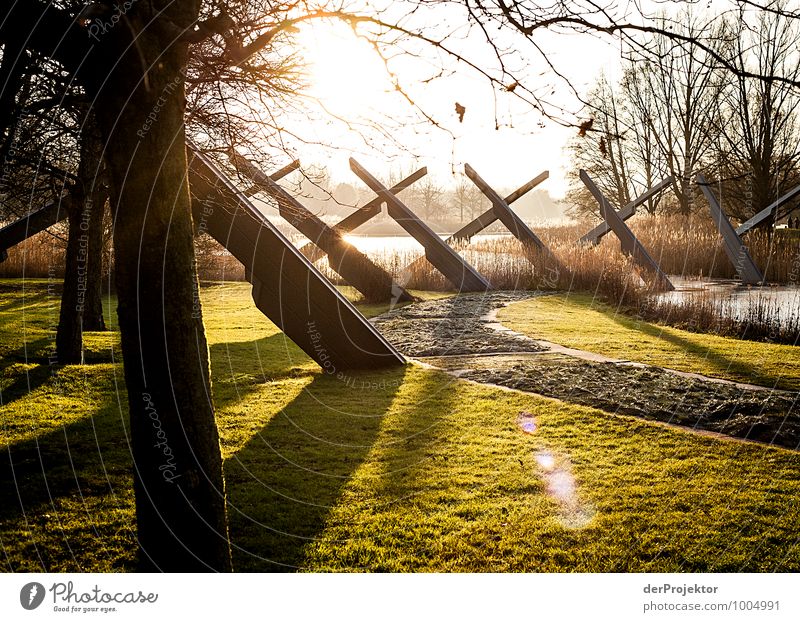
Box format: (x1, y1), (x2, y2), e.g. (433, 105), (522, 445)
(2, 280), (800, 571)
(499, 293), (800, 391)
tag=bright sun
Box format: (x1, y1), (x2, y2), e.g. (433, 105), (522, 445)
(298, 21), (393, 117)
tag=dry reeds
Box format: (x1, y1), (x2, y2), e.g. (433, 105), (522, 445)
(0, 230), (66, 278)
(638, 287), (800, 344)
(3, 213), (799, 343)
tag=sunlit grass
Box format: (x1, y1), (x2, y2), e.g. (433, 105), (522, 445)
(1, 280), (799, 571)
(499, 293), (800, 390)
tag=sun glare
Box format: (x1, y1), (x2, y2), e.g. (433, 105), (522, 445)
(299, 21), (393, 117)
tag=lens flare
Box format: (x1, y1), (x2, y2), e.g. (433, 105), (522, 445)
(535, 451), (555, 471)
(517, 411), (537, 434)
(535, 450), (594, 529)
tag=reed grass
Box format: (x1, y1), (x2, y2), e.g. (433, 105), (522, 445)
(638, 287), (800, 344)
(0, 230), (67, 278)
(3, 214), (798, 343)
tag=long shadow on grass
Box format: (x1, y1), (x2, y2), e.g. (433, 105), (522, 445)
(0, 287), (55, 313)
(0, 339), (55, 407)
(0, 370), (135, 571)
(225, 365), (410, 571)
(608, 310), (779, 387)
(209, 333), (316, 410)
(361, 368), (461, 503)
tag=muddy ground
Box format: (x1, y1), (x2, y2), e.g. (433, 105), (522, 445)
(373, 292), (800, 450)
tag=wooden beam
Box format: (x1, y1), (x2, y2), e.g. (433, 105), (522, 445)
(188, 145), (405, 370)
(0, 148), (404, 370)
(736, 183), (800, 236)
(350, 158), (491, 292)
(0, 195), (69, 259)
(450, 170), (549, 243)
(403, 171), (549, 276)
(696, 174), (764, 285)
(0, 159), (300, 262)
(239, 159), (300, 197)
(229, 151), (413, 303)
(581, 170), (674, 291)
(298, 168), (427, 263)
(578, 177), (673, 245)
(464, 164), (547, 252)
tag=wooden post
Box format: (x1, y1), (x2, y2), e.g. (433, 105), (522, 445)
(403, 170), (549, 275)
(581, 170), (674, 291)
(188, 146), (405, 370)
(736, 183), (800, 236)
(239, 160), (300, 198)
(452, 170), (549, 243)
(579, 177), (673, 245)
(229, 151), (414, 303)
(229, 158), (297, 283)
(350, 158), (491, 292)
(464, 164), (547, 252)
(696, 174), (764, 285)
(298, 168), (427, 263)
(0, 195), (70, 260)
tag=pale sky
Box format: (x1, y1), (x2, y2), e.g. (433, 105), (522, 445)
(272, 14), (627, 199)
(264, 0), (736, 200)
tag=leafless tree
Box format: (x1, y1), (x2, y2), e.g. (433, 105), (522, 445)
(625, 12), (724, 215)
(409, 175), (446, 220)
(565, 75), (634, 216)
(451, 176), (486, 222)
(621, 64), (669, 214)
(714, 5), (800, 222)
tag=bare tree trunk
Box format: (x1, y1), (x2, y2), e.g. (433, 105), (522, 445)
(82, 171), (108, 332)
(91, 3), (232, 572)
(56, 196), (84, 364)
(56, 118), (109, 360)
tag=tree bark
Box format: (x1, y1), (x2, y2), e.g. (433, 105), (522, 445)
(56, 118), (109, 361)
(90, 2), (232, 571)
(55, 195), (85, 364)
(82, 165), (108, 332)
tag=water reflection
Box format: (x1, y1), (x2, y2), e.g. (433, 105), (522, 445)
(655, 277), (800, 327)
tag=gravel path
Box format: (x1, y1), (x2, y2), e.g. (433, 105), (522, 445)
(373, 291), (800, 450)
(370, 291), (545, 357)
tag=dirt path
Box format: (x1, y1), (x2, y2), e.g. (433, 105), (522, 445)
(372, 292), (800, 450)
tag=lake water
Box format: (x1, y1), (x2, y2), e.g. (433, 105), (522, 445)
(341, 233), (513, 256)
(656, 276), (800, 325)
